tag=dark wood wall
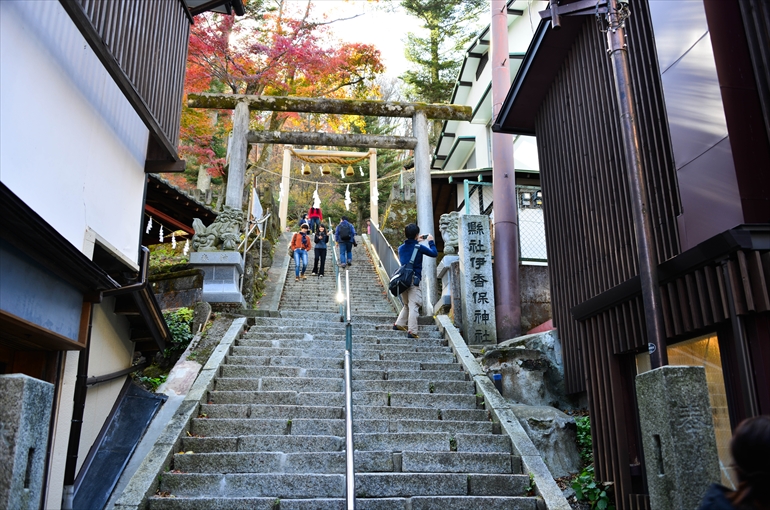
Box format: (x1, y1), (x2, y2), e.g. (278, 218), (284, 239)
(533, 1), (770, 509)
(533, 2), (678, 509)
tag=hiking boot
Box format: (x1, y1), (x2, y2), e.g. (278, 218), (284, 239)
(347, 261), (352, 266)
(301, 274), (307, 280)
(393, 324), (407, 331)
(339, 263), (347, 268)
(407, 332), (420, 339)
(295, 277), (300, 282)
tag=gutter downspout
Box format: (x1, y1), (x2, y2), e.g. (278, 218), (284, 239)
(62, 246), (164, 508)
(491, 0), (523, 340)
(61, 306), (94, 509)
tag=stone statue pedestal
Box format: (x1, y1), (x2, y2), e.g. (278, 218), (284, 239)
(189, 251), (246, 307)
(434, 255), (459, 315)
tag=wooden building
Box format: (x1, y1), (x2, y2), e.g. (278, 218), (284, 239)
(493, 0), (770, 508)
(0, 1), (241, 507)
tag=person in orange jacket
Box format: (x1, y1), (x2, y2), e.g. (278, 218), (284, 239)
(290, 224), (312, 281)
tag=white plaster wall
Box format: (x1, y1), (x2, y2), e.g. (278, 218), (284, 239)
(78, 298), (134, 467)
(0, 0), (149, 264)
(448, 1), (546, 170)
(44, 299), (133, 510)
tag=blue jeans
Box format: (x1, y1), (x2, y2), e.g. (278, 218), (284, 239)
(309, 217), (320, 233)
(294, 249), (308, 276)
(340, 242), (353, 264)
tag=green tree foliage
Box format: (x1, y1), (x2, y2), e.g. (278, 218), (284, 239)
(400, 0), (487, 104)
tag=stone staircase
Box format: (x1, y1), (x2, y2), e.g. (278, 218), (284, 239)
(147, 238), (538, 509)
(279, 237), (396, 316)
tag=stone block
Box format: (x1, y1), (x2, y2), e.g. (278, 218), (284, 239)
(0, 374), (54, 510)
(190, 251), (243, 266)
(636, 366), (719, 510)
(458, 215), (496, 345)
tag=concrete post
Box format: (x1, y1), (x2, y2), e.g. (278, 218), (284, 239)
(413, 109), (437, 312)
(225, 101), (249, 211)
(369, 149), (378, 227)
(491, 0), (522, 341)
(0, 374), (54, 510)
(636, 366), (720, 510)
(279, 146), (292, 231)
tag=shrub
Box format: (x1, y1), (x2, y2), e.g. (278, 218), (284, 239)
(163, 307), (194, 359)
(572, 415), (616, 510)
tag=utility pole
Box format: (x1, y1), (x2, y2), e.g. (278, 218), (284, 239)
(490, 0), (522, 341)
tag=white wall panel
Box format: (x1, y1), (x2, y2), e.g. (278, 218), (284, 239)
(0, 1), (149, 264)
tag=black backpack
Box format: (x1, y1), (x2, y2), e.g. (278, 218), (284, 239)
(338, 221), (352, 242)
(388, 246), (419, 296)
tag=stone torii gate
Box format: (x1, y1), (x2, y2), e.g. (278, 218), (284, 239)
(187, 93), (471, 312)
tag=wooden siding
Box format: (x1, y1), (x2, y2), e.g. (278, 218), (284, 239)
(61, 0), (190, 162)
(533, 1), (770, 508)
(533, 2), (680, 509)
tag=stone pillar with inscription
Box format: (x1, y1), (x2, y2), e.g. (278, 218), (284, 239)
(636, 366), (719, 510)
(458, 215), (497, 345)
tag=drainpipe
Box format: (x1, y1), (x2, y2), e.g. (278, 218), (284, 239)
(61, 305), (94, 509)
(491, 0), (522, 341)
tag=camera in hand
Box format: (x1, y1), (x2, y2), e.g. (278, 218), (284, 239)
(421, 235), (428, 240)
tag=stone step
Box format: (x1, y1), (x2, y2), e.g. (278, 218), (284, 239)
(156, 472), (530, 499)
(236, 339), (450, 352)
(148, 496), (536, 510)
(181, 434), (344, 454)
(171, 450), (514, 475)
(198, 404), (343, 420)
(224, 355), (456, 372)
(215, 376), (344, 393)
(230, 347), (455, 364)
(351, 380), (475, 395)
(191, 417), (493, 437)
(196, 404), (488, 424)
(218, 365), (466, 382)
(172, 451), (395, 475)
(239, 335), (448, 347)
(208, 390), (478, 409)
(244, 326), (443, 338)
(214, 377), (474, 396)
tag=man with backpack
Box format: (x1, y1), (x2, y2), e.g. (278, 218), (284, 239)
(393, 223), (437, 338)
(335, 216), (356, 267)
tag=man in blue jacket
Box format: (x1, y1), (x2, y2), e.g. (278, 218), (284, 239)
(335, 216), (356, 267)
(393, 223), (438, 338)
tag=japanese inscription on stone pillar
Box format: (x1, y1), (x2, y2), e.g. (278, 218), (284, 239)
(459, 215), (496, 344)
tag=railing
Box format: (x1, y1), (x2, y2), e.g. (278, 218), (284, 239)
(332, 223), (355, 509)
(369, 222), (401, 280)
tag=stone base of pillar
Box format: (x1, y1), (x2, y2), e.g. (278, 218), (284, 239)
(636, 365), (719, 510)
(189, 251), (246, 307)
(434, 255), (459, 315)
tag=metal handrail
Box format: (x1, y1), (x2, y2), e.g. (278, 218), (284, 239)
(343, 268), (355, 510)
(329, 219), (355, 508)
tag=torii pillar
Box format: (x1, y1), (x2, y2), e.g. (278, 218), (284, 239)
(413, 110), (438, 312)
(369, 149), (379, 227)
(280, 146), (292, 231)
(226, 101), (250, 211)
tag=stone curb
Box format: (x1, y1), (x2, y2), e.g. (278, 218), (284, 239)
(112, 318), (248, 510)
(361, 234), (403, 313)
(255, 231), (292, 312)
(435, 315), (571, 510)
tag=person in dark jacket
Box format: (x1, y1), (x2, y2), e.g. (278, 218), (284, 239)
(334, 216), (356, 267)
(392, 223), (437, 338)
(698, 415), (770, 510)
(311, 224), (329, 276)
